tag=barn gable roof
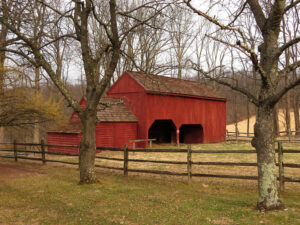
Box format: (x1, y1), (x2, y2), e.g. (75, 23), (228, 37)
(48, 121), (82, 133)
(48, 97), (137, 133)
(97, 97), (138, 122)
(126, 71), (225, 100)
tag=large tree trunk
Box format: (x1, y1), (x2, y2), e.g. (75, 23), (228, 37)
(79, 111), (97, 184)
(252, 105), (282, 210)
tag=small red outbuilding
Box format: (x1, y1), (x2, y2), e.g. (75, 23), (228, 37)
(47, 97), (138, 154)
(48, 71), (227, 152)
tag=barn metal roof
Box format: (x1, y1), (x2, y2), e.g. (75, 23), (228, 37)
(127, 71), (225, 100)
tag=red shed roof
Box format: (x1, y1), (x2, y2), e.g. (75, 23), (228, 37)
(97, 97), (138, 122)
(48, 97), (137, 133)
(126, 71), (225, 99)
(48, 121), (82, 133)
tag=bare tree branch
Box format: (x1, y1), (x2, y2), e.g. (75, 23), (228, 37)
(279, 60), (300, 76)
(206, 34), (250, 57)
(184, 0), (248, 44)
(0, 47), (37, 66)
(246, 0), (266, 31)
(227, 1), (247, 27)
(189, 61), (259, 106)
(39, 33), (77, 50)
(277, 36), (300, 57)
(270, 77), (300, 106)
(117, 1), (159, 15)
(119, 2), (173, 44)
(285, 0), (300, 12)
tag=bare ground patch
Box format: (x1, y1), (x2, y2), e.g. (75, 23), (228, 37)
(0, 162), (46, 182)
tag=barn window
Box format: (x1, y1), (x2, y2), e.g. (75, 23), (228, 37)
(179, 124), (203, 144)
(148, 120), (176, 143)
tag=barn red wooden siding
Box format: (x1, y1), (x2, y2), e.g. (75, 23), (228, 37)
(95, 122), (137, 148)
(47, 132), (82, 154)
(47, 121), (137, 153)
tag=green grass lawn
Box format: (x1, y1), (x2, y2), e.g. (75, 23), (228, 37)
(0, 159), (300, 225)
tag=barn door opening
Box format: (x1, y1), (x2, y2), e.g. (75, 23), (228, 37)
(148, 120), (176, 143)
(179, 124), (203, 144)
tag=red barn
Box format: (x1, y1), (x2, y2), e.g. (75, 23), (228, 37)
(107, 71), (226, 147)
(48, 71), (226, 152)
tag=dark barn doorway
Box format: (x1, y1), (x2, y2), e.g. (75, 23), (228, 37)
(179, 124), (203, 144)
(148, 120), (176, 143)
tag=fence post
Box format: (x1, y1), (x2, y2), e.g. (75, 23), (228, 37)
(13, 140), (18, 162)
(132, 142), (135, 150)
(278, 141), (285, 192)
(41, 139), (46, 165)
(187, 144), (192, 183)
(123, 144), (128, 177)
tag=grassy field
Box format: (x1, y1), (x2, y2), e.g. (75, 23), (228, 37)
(0, 159), (300, 225)
(1, 142), (299, 224)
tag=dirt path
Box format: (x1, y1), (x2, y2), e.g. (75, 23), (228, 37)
(0, 162), (45, 182)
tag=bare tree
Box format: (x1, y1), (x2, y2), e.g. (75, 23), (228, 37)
(0, 0), (10, 143)
(168, 4), (195, 79)
(0, 0), (169, 184)
(185, 0), (300, 210)
(282, 16), (291, 134)
(117, 0), (170, 77)
(282, 4), (300, 134)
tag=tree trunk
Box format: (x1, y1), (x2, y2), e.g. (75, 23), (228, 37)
(293, 69), (300, 135)
(0, 12), (7, 145)
(234, 95), (239, 136)
(273, 105), (279, 136)
(294, 92), (300, 135)
(283, 17), (291, 136)
(33, 67), (40, 143)
(0, 127), (4, 143)
(79, 111), (98, 184)
(252, 105), (282, 210)
(285, 90), (291, 135)
(33, 124), (39, 143)
(247, 99), (250, 136)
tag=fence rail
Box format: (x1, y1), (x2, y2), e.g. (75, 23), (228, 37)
(128, 139), (156, 149)
(0, 140), (300, 191)
(226, 131), (300, 143)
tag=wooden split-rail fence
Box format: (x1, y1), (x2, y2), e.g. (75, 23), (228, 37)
(0, 140), (300, 191)
(226, 130), (300, 143)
